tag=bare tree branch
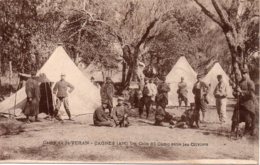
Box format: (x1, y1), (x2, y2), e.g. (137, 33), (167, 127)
(135, 18), (159, 51)
(193, 0), (223, 27)
(211, 0), (233, 29)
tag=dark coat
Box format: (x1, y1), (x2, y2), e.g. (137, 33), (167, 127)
(237, 78), (257, 115)
(100, 82), (115, 107)
(23, 78), (40, 116)
(156, 82), (170, 108)
(93, 107), (109, 124)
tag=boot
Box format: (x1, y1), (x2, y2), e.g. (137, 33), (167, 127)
(66, 109), (71, 120)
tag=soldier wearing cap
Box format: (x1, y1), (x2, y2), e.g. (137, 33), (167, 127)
(214, 74), (228, 123)
(156, 76), (170, 109)
(231, 67), (257, 135)
(53, 73), (74, 120)
(177, 77), (188, 107)
(192, 74), (209, 124)
(100, 77), (115, 116)
(93, 102), (114, 127)
(139, 77), (152, 118)
(24, 71), (41, 123)
(112, 97), (130, 127)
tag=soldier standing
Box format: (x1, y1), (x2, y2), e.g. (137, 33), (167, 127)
(213, 75), (228, 123)
(24, 71), (41, 123)
(231, 68), (257, 136)
(177, 77), (188, 107)
(139, 78), (152, 118)
(156, 76), (170, 109)
(192, 74), (209, 124)
(53, 73), (74, 120)
(100, 77), (115, 116)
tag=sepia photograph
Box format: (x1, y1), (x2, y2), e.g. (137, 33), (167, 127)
(0, 0), (259, 164)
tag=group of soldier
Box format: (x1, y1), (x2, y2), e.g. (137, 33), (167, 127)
(93, 67), (257, 135)
(23, 67), (257, 135)
(23, 72), (74, 123)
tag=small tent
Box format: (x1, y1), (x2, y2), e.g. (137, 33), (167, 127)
(0, 46), (101, 116)
(202, 62), (234, 105)
(166, 56), (197, 106)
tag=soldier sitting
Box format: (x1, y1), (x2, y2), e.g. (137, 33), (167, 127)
(174, 103), (199, 128)
(93, 103), (114, 127)
(154, 101), (175, 126)
(112, 97), (130, 127)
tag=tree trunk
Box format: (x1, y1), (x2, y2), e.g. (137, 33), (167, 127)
(132, 56), (139, 82)
(0, 54), (6, 75)
(122, 61), (126, 84)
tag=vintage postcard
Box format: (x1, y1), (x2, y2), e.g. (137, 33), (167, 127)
(0, 0), (259, 164)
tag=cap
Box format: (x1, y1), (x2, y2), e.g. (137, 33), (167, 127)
(61, 73), (66, 76)
(181, 77), (184, 80)
(217, 74), (222, 79)
(106, 77), (112, 81)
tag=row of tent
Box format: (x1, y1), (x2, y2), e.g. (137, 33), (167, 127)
(166, 56), (234, 106)
(0, 46), (233, 117)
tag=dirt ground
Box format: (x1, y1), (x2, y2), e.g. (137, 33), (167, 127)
(0, 104), (258, 164)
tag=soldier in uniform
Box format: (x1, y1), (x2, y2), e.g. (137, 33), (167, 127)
(154, 78), (174, 126)
(100, 77), (115, 116)
(53, 73), (75, 120)
(23, 71), (41, 123)
(177, 77), (188, 107)
(112, 97), (130, 127)
(192, 74), (209, 124)
(213, 74), (228, 123)
(139, 78), (152, 118)
(231, 68), (257, 136)
(156, 76), (170, 109)
(154, 101), (175, 126)
(93, 103), (114, 127)
(174, 103), (198, 128)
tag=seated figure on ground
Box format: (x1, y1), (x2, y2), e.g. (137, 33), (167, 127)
(112, 97), (130, 127)
(154, 100), (175, 126)
(174, 103), (199, 128)
(93, 103), (114, 127)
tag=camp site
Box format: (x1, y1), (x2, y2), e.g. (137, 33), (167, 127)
(0, 0), (259, 164)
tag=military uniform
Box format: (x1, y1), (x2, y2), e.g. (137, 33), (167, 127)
(231, 76), (257, 134)
(24, 78), (41, 117)
(154, 105), (174, 126)
(112, 104), (129, 127)
(53, 80), (74, 119)
(178, 81), (188, 106)
(156, 82), (170, 109)
(214, 80), (228, 123)
(100, 82), (115, 114)
(93, 107), (114, 127)
(139, 82), (152, 118)
(192, 80), (209, 122)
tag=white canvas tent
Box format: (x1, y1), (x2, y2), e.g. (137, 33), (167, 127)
(202, 62), (234, 105)
(166, 56), (197, 106)
(0, 46), (101, 116)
